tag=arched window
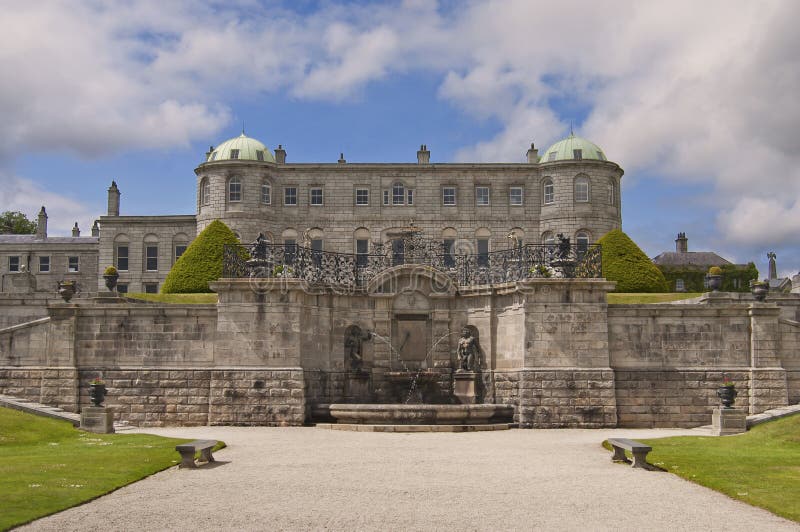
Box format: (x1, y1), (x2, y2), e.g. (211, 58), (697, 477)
(574, 176), (590, 203)
(543, 178), (554, 205)
(143, 233), (159, 272)
(172, 233), (190, 264)
(229, 177), (242, 202)
(608, 179), (616, 206)
(476, 228), (491, 267)
(576, 231), (591, 255)
(281, 228), (298, 265)
(261, 181), (271, 205)
(200, 177), (210, 206)
(392, 182), (405, 205)
(541, 231), (555, 245)
(442, 227), (458, 267)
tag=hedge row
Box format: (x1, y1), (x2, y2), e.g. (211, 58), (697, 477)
(659, 262), (759, 292)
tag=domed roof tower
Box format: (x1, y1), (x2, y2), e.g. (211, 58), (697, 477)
(540, 133), (607, 163)
(206, 133), (275, 163)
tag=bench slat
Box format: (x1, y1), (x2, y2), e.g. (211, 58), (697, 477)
(608, 438), (651, 451)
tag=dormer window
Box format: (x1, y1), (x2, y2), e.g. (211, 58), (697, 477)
(230, 149), (240, 160)
(573, 149), (582, 160)
(256, 150), (264, 162)
(548, 151), (557, 162)
(210, 152), (217, 161)
(597, 150), (605, 160)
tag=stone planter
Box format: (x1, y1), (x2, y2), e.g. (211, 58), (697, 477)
(57, 281), (76, 302)
(103, 273), (119, 291)
(716, 385), (737, 408)
(750, 281), (768, 302)
(89, 383), (107, 407)
(706, 274), (722, 292)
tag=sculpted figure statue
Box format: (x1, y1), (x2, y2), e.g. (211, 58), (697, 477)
(345, 326), (372, 372)
(456, 327), (478, 371)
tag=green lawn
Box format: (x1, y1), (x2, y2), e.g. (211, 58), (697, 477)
(0, 407), (221, 530)
(607, 292), (702, 304)
(125, 292), (218, 304)
(617, 414), (800, 522)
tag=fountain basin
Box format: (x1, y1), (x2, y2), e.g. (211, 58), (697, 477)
(327, 403), (513, 425)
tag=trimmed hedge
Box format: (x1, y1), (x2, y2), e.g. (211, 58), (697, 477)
(659, 262), (758, 292)
(597, 229), (669, 293)
(161, 220), (240, 293)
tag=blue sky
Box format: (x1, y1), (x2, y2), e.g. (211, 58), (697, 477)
(2, 0), (799, 278)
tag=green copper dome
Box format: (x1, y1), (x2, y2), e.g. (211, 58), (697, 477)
(206, 133), (275, 163)
(540, 133), (607, 163)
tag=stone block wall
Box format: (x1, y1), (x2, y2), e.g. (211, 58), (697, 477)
(0, 367), (78, 413)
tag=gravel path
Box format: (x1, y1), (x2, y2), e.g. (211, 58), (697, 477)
(21, 426), (798, 531)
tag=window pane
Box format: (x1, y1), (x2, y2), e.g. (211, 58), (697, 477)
(175, 245), (187, 262)
(284, 239), (296, 265)
(383, 190), (389, 205)
(356, 189), (369, 205)
(407, 189), (414, 205)
(476, 187), (490, 206)
(201, 180), (210, 205)
(229, 178), (241, 202)
(477, 239), (489, 267)
(39, 256), (50, 272)
(262, 184), (271, 204)
(356, 239), (368, 267)
(544, 180), (554, 204)
(68, 256), (79, 272)
(443, 187), (456, 205)
(146, 246), (158, 271)
(443, 239), (456, 268)
(392, 183), (404, 205)
(510, 187), (523, 206)
(256, 150), (264, 162)
(230, 149), (239, 159)
(608, 181), (615, 205)
(548, 151), (557, 161)
(573, 149), (582, 160)
(311, 188), (323, 205)
(575, 180), (589, 202)
(284, 187), (297, 205)
(9, 256), (19, 272)
(117, 283), (128, 294)
(117, 246), (129, 271)
(144, 283), (158, 294)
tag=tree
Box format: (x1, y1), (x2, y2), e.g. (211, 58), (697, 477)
(0, 211), (37, 234)
(161, 220), (241, 293)
(597, 229), (669, 292)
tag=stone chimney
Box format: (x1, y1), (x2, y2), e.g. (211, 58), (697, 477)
(91, 220), (100, 237)
(275, 145), (286, 164)
(338, 152), (346, 164)
(107, 181), (120, 216)
(675, 232), (688, 253)
(526, 142), (539, 164)
(36, 206), (47, 240)
(72, 222), (80, 237)
(417, 144), (430, 164)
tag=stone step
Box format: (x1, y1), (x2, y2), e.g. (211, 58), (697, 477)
(0, 394), (132, 431)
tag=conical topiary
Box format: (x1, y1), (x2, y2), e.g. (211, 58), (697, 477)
(161, 220), (241, 293)
(597, 229), (669, 293)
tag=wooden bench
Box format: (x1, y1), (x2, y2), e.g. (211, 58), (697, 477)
(608, 438), (652, 469)
(175, 439), (217, 469)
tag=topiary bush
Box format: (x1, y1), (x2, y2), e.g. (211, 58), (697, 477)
(161, 220), (241, 293)
(597, 229), (669, 293)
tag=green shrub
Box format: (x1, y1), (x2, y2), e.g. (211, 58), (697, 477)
(660, 262), (758, 292)
(596, 229), (669, 292)
(161, 220), (240, 293)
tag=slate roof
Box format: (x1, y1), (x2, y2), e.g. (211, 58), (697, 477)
(0, 235), (98, 244)
(652, 251), (733, 268)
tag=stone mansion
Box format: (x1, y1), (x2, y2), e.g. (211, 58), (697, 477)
(0, 132), (622, 295)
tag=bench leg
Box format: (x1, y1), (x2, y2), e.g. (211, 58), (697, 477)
(631, 449), (650, 469)
(178, 449), (197, 469)
(199, 447), (215, 463)
(611, 445), (629, 463)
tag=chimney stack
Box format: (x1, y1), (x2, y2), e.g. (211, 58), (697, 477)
(526, 142), (539, 164)
(107, 181), (120, 216)
(675, 232), (688, 253)
(417, 144), (430, 164)
(91, 220), (100, 237)
(72, 222), (80, 237)
(274, 145), (286, 164)
(338, 153), (346, 164)
(36, 206), (47, 240)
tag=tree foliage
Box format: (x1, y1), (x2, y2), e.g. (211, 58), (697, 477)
(161, 220), (240, 293)
(597, 229), (670, 293)
(659, 262), (758, 293)
(0, 211), (37, 234)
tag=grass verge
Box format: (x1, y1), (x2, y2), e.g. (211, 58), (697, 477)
(609, 414), (800, 522)
(0, 407), (223, 530)
(607, 292), (702, 304)
(125, 292), (218, 304)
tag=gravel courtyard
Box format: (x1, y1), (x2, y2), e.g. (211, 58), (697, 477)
(21, 426), (798, 531)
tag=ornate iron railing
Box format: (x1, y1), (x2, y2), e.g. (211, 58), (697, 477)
(222, 236), (602, 289)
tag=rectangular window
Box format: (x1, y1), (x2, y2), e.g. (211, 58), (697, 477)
(575, 182), (589, 202)
(476, 186), (490, 206)
(256, 150), (264, 162)
(573, 149), (582, 160)
(284, 187), (297, 206)
(443, 239), (456, 268)
(229, 180), (241, 202)
(68, 256), (79, 272)
(311, 238), (323, 266)
(383, 190), (390, 205)
(117, 283), (128, 294)
(261, 184), (271, 204)
(284, 239), (296, 265)
(477, 239), (489, 267)
(39, 256), (50, 273)
(175, 245), (187, 263)
(356, 188), (369, 205)
(392, 184), (404, 205)
(230, 149), (239, 159)
(407, 189), (414, 205)
(8, 256), (20, 272)
(356, 239), (369, 267)
(145, 245), (158, 271)
(144, 283), (158, 294)
(442, 187), (456, 206)
(548, 151), (557, 162)
(509, 186), (523, 206)
(116, 246), (129, 271)
(310, 188), (324, 206)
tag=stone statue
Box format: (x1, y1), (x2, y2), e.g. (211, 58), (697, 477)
(456, 327), (478, 372)
(768, 252), (777, 280)
(345, 326), (372, 372)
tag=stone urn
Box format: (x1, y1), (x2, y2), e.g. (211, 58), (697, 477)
(750, 280), (768, 302)
(717, 385), (737, 408)
(57, 281), (76, 302)
(706, 274), (723, 292)
(103, 273), (119, 291)
(89, 383), (107, 407)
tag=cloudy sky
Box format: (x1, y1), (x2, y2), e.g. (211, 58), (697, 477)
(1, 0), (798, 277)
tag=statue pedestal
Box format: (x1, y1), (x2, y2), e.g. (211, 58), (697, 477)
(454, 372), (480, 404)
(344, 371), (372, 403)
(80, 406), (115, 434)
(712, 407), (746, 436)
